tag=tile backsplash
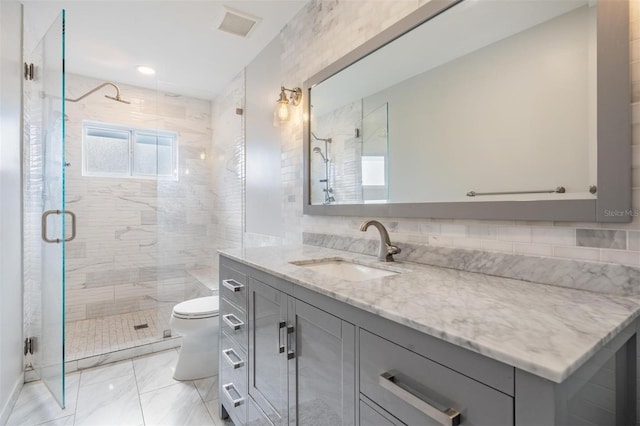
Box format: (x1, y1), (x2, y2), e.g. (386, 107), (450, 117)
(226, 0), (640, 271)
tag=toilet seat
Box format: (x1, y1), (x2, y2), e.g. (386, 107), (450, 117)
(172, 296), (219, 320)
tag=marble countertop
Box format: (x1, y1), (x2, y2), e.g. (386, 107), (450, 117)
(219, 245), (640, 383)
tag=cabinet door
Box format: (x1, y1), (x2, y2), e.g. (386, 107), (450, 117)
(289, 299), (356, 426)
(248, 278), (289, 425)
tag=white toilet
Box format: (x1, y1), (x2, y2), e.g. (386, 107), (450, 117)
(170, 296), (220, 381)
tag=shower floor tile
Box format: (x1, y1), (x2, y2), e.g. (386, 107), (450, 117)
(65, 308), (173, 362)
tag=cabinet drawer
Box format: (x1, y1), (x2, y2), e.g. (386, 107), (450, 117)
(360, 330), (513, 426)
(221, 381), (246, 426)
(221, 297), (247, 351)
(221, 331), (247, 393)
(360, 399), (403, 426)
(220, 264), (247, 311)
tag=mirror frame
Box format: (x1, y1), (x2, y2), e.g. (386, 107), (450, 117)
(303, 0), (631, 222)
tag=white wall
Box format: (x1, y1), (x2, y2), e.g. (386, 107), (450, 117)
(0, 1), (25, 422)
(365, 6), (593, 202)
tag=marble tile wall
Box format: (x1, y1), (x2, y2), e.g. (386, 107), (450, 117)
(64, 74), (214, 322)
(227, 0), (640, 272)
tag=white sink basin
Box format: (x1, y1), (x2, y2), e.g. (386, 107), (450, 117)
(290, 258), (401, 281)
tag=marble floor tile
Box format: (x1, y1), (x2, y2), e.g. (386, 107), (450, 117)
(204, 399), (229, 426)
(74, 374), (143, 426)
(80, 359), (134, 387)
(36, 414), (75, 426)
(139, 382), (215, 426)
(9, 352), (226, 425)
(133, 349), (180, 394)
(194, 375), (218, 402)
(6, 373), (80, 426)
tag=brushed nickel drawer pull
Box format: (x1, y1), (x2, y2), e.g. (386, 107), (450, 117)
(222, 279), (244, 292)
(278, 321), (286, 354)
(379, 372), (460, 426)
(222, 314), (244, 331)
(222, 383), (244, 407)
(286, 325), (295, 360)
(222, 348), (244, 369)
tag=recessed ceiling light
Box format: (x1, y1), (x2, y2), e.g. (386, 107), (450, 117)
(137, 66), (156, 75)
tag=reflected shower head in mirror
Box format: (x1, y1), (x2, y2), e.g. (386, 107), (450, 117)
(66, 82), (131, 104)
(311, 132), (332, 143)
(313, 146), (328, 163)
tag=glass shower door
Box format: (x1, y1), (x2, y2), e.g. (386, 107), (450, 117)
(24, 10), (68, 408)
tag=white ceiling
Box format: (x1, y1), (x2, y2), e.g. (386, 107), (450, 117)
(22, 1), (309, 100)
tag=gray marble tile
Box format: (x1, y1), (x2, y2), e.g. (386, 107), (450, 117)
(86, 268), (139, 288)
(629, 231), (640, 251)
(205, 399), (234, 426)
(577, 229), (627, 249)
(74, 374), (142, 426)
(194, 375), (218, 402)
(77, 344), (154, 370)
(65, 242), (86, 259)
(139, 382), (215, 426)
(303, 232), (640, 296)
(85, 298), (140, 318)
(80, 360), (134, 387)
(6, 374), (79, 426)
(36, 415), (75, 426)
(133, 349), (180, 394)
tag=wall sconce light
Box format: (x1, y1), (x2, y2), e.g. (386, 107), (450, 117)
(274, 86), (302, 124)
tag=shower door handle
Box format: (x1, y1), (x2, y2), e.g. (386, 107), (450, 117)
(42, 210), (77, 243)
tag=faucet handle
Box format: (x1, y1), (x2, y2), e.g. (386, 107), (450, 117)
(387, 244), (401, 255)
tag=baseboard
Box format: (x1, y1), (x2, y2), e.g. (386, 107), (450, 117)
(0, 371), (24, 425)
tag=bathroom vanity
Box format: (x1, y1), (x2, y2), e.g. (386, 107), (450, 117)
(218, 245), (640, 426)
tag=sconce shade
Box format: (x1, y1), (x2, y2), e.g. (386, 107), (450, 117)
(274, 86), (302, 125)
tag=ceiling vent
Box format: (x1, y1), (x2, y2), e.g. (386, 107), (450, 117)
(218, 7), (261, 38)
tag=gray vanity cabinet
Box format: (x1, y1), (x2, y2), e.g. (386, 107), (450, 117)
(220, 255), (637, 426)
(247, 276), (356, 426)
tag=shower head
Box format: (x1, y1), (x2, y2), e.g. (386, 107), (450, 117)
(313, 146), (328, 163)
(311, 132), (332, 144)
(67, 82), (130, 105)
(105, 94), (131, 105)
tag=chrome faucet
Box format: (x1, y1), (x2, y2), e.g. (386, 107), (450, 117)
(359, 220), (401, 262)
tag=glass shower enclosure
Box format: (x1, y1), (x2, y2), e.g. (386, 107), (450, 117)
(23, 10), (68, 408)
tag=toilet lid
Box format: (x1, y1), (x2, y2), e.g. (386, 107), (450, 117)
(173, 296), (219, 319)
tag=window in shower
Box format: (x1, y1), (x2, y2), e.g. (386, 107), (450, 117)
(83, 120), (178, 179)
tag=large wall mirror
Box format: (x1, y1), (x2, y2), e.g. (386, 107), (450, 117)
(303, 0), (630, 222)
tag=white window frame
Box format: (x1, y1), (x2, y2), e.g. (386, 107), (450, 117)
(82, 120), (178, 180)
